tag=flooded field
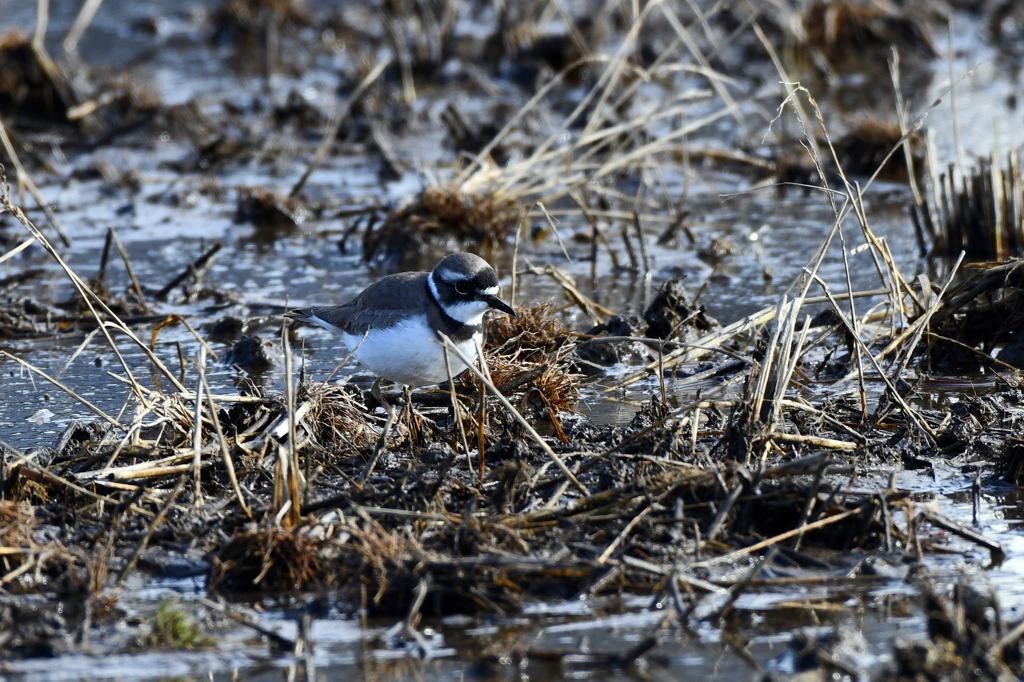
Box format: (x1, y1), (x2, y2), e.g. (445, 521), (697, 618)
(3, 0), (1024, 680)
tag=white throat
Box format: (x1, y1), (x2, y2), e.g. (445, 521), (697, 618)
(428, 272), (491, 326)
(444, 300), (490, 325)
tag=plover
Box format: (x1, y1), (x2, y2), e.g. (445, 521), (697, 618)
(285, 252), (515, 391)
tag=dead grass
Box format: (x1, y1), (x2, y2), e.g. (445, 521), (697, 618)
(211, 0), (314, 44)
(0, 500), (36, 575)
(235, 186), (313, 227)
(802, 0), (936, 63)
(209, 527), (333, 593)
(0, 30), (73, 122)
(926, 260), (1024, 365)
(487, 300), (570, 354)
(363, 186), (520, 268)
(833, 118), (923, 182)
(476, 302), (581, 416)
(487, 344), (581, 416)
(918, 151), (1024, 260)
(299, 380), (382, 452)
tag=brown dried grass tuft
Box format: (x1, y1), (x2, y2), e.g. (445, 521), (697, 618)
(364, 186), (520, 269)
(833, 118), (923, 182)
(489, 346), (580, 415)
(0, 500), (36, 574)
(208, 527), (334, 593)
(0, 30), (72, 122)
(802, 0), (935, 62)
(235, 186), (312, 227)
(487, 300), (569, 354)
(299, 380), (380, 452)
(471, 302), (581, 417)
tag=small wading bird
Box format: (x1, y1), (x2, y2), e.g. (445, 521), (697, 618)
(285, 252), (515, 405)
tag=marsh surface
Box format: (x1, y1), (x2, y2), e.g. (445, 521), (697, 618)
(2, 1), (1024, 680)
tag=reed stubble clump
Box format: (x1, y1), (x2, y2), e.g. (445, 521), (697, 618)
(470, 300), (581, 418)
(916, 152), (1024, 261)
(0, 30), (74, 123)
(363, 186), (520, 270)
(801, 0), (936, 63)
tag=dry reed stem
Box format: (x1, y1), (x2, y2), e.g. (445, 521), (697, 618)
(458, 0), (739, 209)
(192, 348), (205, 504)
(150, 314), (219, 361)
(0, 167), (186, 398)
(0, 351), (120, 428)
(609, 287), (887, 390)
(106, 226), (147, 310)
(439, 334), (586, 494)
(282, 319), (301, 527)
(200, 366), (252, 519)
(62, 0), (103, 54)
(890, 252), (966, 379)
(692, 504), (871, 569)
(356, 406), (396, 490)
(519, 264), (614, 321)
(290, 57), (390, 197)
(0, 237), (35, 265)
(808, 272), (934, 441)
(116, 474), (186, 587)
(597, 506), (650, 564)
(0, 118), (70, 245)
(442, 345), (472, 478)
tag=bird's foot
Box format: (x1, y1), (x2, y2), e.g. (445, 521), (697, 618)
(370, 377), (390, 412)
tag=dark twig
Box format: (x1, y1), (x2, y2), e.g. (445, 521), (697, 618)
(116, 474), (186, 587)
(155, 243), (222, 301)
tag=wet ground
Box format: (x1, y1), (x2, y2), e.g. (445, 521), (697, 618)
(3, 469), (1022, 682)
(3, 0), (1024, 680)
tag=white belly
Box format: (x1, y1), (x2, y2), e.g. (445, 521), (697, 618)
(341, 316), (481, 386)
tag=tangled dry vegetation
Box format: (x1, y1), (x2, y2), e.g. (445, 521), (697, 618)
(3, 155), (1022, 648)
(800, 0), (936, 64)
(4, 0), (1024, 674)
(363, 186), (521, 269)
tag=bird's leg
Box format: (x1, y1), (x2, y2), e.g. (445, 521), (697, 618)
(370, 376), (389, 411)
(401, 384), (421, 442)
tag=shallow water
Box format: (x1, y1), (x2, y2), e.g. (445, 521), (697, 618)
(3, 2), (1021, 445)
(5, 480), (1021, 682)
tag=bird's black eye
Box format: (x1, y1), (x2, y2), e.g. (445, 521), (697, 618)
(454, 281), (471, 295)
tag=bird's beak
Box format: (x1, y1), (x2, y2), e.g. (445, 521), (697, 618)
(485, 295), (516, 316)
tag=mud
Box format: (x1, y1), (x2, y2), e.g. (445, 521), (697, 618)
(2, 1), (1024, 681)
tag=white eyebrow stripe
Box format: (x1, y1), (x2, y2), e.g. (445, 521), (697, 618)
(435, 268), (470, 282)
(480, 286), (499, 296)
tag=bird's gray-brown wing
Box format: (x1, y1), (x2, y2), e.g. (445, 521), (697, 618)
(285, 271), (431, 335)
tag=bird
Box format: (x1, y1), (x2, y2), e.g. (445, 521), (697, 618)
(285, 252), (515, 400)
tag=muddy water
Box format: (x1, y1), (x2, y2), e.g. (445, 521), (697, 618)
(3, 480), (1021, 681)
(2, 1), (1024, 680)
(2, 4), (1022, 445)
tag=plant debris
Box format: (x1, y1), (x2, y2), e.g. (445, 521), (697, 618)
(363, 186), (520, 270)
(1, 0), (1023, 677)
